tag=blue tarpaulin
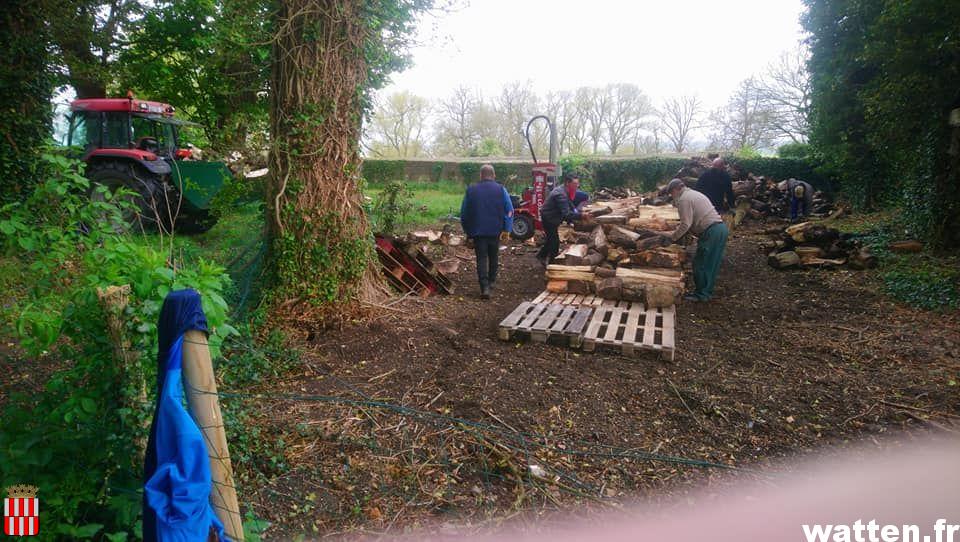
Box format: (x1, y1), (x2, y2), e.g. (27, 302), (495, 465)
(143, 289), (228, 541)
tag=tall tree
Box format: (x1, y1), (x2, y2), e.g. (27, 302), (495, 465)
(268, 0), (432, 312)
(119, 0), (272, 151)
(659, 95), (702, 153)
(602, 83), (651, 155)
(434, 86), (482, 156)
(366, 91), (430, 158)
(49, 0), (145, 98)
(1, 0), (54, 202)
(709, 77), (777, 151)
(492, 80), (538, 156)
(580, 87), (610, 154)
(754, 47), (811, 144)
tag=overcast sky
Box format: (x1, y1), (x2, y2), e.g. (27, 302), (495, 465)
(379, 0), (808, 111)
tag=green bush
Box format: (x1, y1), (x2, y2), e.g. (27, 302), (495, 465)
(0, 154), (236, 538)
(361, 159), (406, 184)
(777, 142), (812, 159)
(729, 156), (834, 192)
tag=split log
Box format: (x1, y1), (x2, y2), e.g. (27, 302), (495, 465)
(595, 214), (628, 225)
(616, 267), (685, 288)
(635, 235), (672, 251)
(768, 251), (800, 269)
(545, 265), (596, 282)
(734, 197), (752, 226)
(561, 244), (588, 259)
(595, 266), (617, 278)
(558, 225), (579, 243)
(589, 226), (608, 255)
(607, 226), (642, 248)
(889, 240), (923, 253)
(606, 247), (625, 262)
(566, 250), (605, 267)
(645, 284), (681, 308)
(785, 222), (840, 244)
(626, 248), (685, 268)
(627, 217), (671, 231)
(595, 277), (623, 300)
(564, 279), (593, 294)
(794, 246), (824, 262)
(546, 280), (568, 293)
(586, 205), (612, 217)
(621, 282), (645, 302)
(802, 257), (846, 268)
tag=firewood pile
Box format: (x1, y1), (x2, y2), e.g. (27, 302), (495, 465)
(546, 197), (687, 308)
(672, 156), (841, 222)
(762, 221), (878, 271)
(593, 186), (642, 200)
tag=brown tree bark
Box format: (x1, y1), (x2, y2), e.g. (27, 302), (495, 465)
(267, 0), (388, 316)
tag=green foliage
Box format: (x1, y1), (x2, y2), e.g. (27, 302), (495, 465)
(371, 181), (414, 235)
(0, 153), (236, 537)
(0, 1), (54, 203)
(881, 258), (960, 311)
(470, 138), (503, 157)
(777, 142), (812, 159)
(583, 157), (689, 190)
(734, 145), (762, 159)
(803, 0), (960, 249)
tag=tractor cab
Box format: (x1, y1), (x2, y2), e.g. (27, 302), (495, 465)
(64, 95), (230, 232)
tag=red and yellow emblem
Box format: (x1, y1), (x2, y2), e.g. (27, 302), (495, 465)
(4, 485), (39, 536)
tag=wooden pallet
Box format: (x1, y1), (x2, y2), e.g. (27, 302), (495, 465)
(582, 303), (676, 360)
(531, 292), (606, 306)
(498, 302), (594, 347)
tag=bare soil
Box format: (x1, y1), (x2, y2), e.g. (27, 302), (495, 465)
(242, 222), (960, 539)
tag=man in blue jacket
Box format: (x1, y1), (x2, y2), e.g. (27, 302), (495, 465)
(461, 164), (513, 299)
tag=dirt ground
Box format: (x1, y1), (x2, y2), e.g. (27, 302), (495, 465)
(244, 221), (960, 539)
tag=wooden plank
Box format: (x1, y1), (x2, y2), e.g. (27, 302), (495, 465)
(621, 304), (644, 355)
(601, 299), (617, 307)
(661, 305), (676, 358)
(642, 307), (658, 346)
(566, 307), (593, 337)
(549, 306), (576, 333)
(531, 304), (562, 332)
(582, 307), (608, 352)
(603, 308), (624, 343)
(571, 295), (584, 305)
(532, 291), (548, 304)
(518, 303), (549, 329)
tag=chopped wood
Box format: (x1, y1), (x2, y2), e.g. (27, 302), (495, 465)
(546, 280), (568, 293)
(607, 226), (642, 248)
(589, 226), (608, 255)
(616, 267), (684, 288)
(645, 284), (681, 308)
(635, 235), (671, 251)
(594, 214), (628, 225)
(794, 246), (824, 262)
(768, 250), (801, 269)
(565, 279), (593, 294)
(785, 222), (839, 244)
(889, 240), (923, 253)
(558, 225), (579, 243)
(594, 266), (617, 278)
(627, 217), (671, 231)
(625, 249), (685, 268)
(802, 257), (847, 268)
(561, 244), (588, 258)
(587, 205), (612, 217)
(545, 264), (596, 282)
(594, 277), (623, 300)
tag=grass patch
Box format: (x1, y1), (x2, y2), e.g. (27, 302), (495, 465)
(365, 179), (465, 229)
(830, 211), (960, 311)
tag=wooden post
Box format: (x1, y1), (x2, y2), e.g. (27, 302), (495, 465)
(182, 329), (245, 541)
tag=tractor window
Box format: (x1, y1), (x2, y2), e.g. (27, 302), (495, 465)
(67, 112), (100, 151)
(103, 113), (131, 148)
(131, 115), (175, 156)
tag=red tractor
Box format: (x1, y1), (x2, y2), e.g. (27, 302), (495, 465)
(64, 93), (230, 232)
(509, 115), (560, 240)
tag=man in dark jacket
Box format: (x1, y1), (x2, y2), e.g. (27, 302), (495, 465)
(695, 158), (736, 213)
(536, 173), (584, 267)
(460, 164), (513, 299)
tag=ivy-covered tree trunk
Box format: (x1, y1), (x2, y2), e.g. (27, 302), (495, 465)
(267, 0), (387, 313)
(1, 0), (53, 202)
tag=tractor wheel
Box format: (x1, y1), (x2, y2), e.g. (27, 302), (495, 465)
(86, 161), (172, 232)
(511, 214), (535, 240)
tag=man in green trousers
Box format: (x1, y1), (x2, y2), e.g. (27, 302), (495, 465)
(665, 178), (729, 302)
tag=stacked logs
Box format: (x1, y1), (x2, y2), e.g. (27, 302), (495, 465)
(544, 197), (687, 307)
(763, 221), (878, 270)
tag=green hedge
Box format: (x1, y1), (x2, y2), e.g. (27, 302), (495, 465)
(362, 156), (832, 194)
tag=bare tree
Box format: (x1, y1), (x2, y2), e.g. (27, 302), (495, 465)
(579, 86), (610, 154)
(603, 83), (652, 155)
(492, 80), (539, 156)
(366, 91), (430, 158)
(709, 77), (777, 151)
(434, 86), (482, 156)
(753, 47), (811, 144)
(659, 95), (703, 153)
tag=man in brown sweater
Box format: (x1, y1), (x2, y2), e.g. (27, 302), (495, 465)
(666, 178), (729, 302)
